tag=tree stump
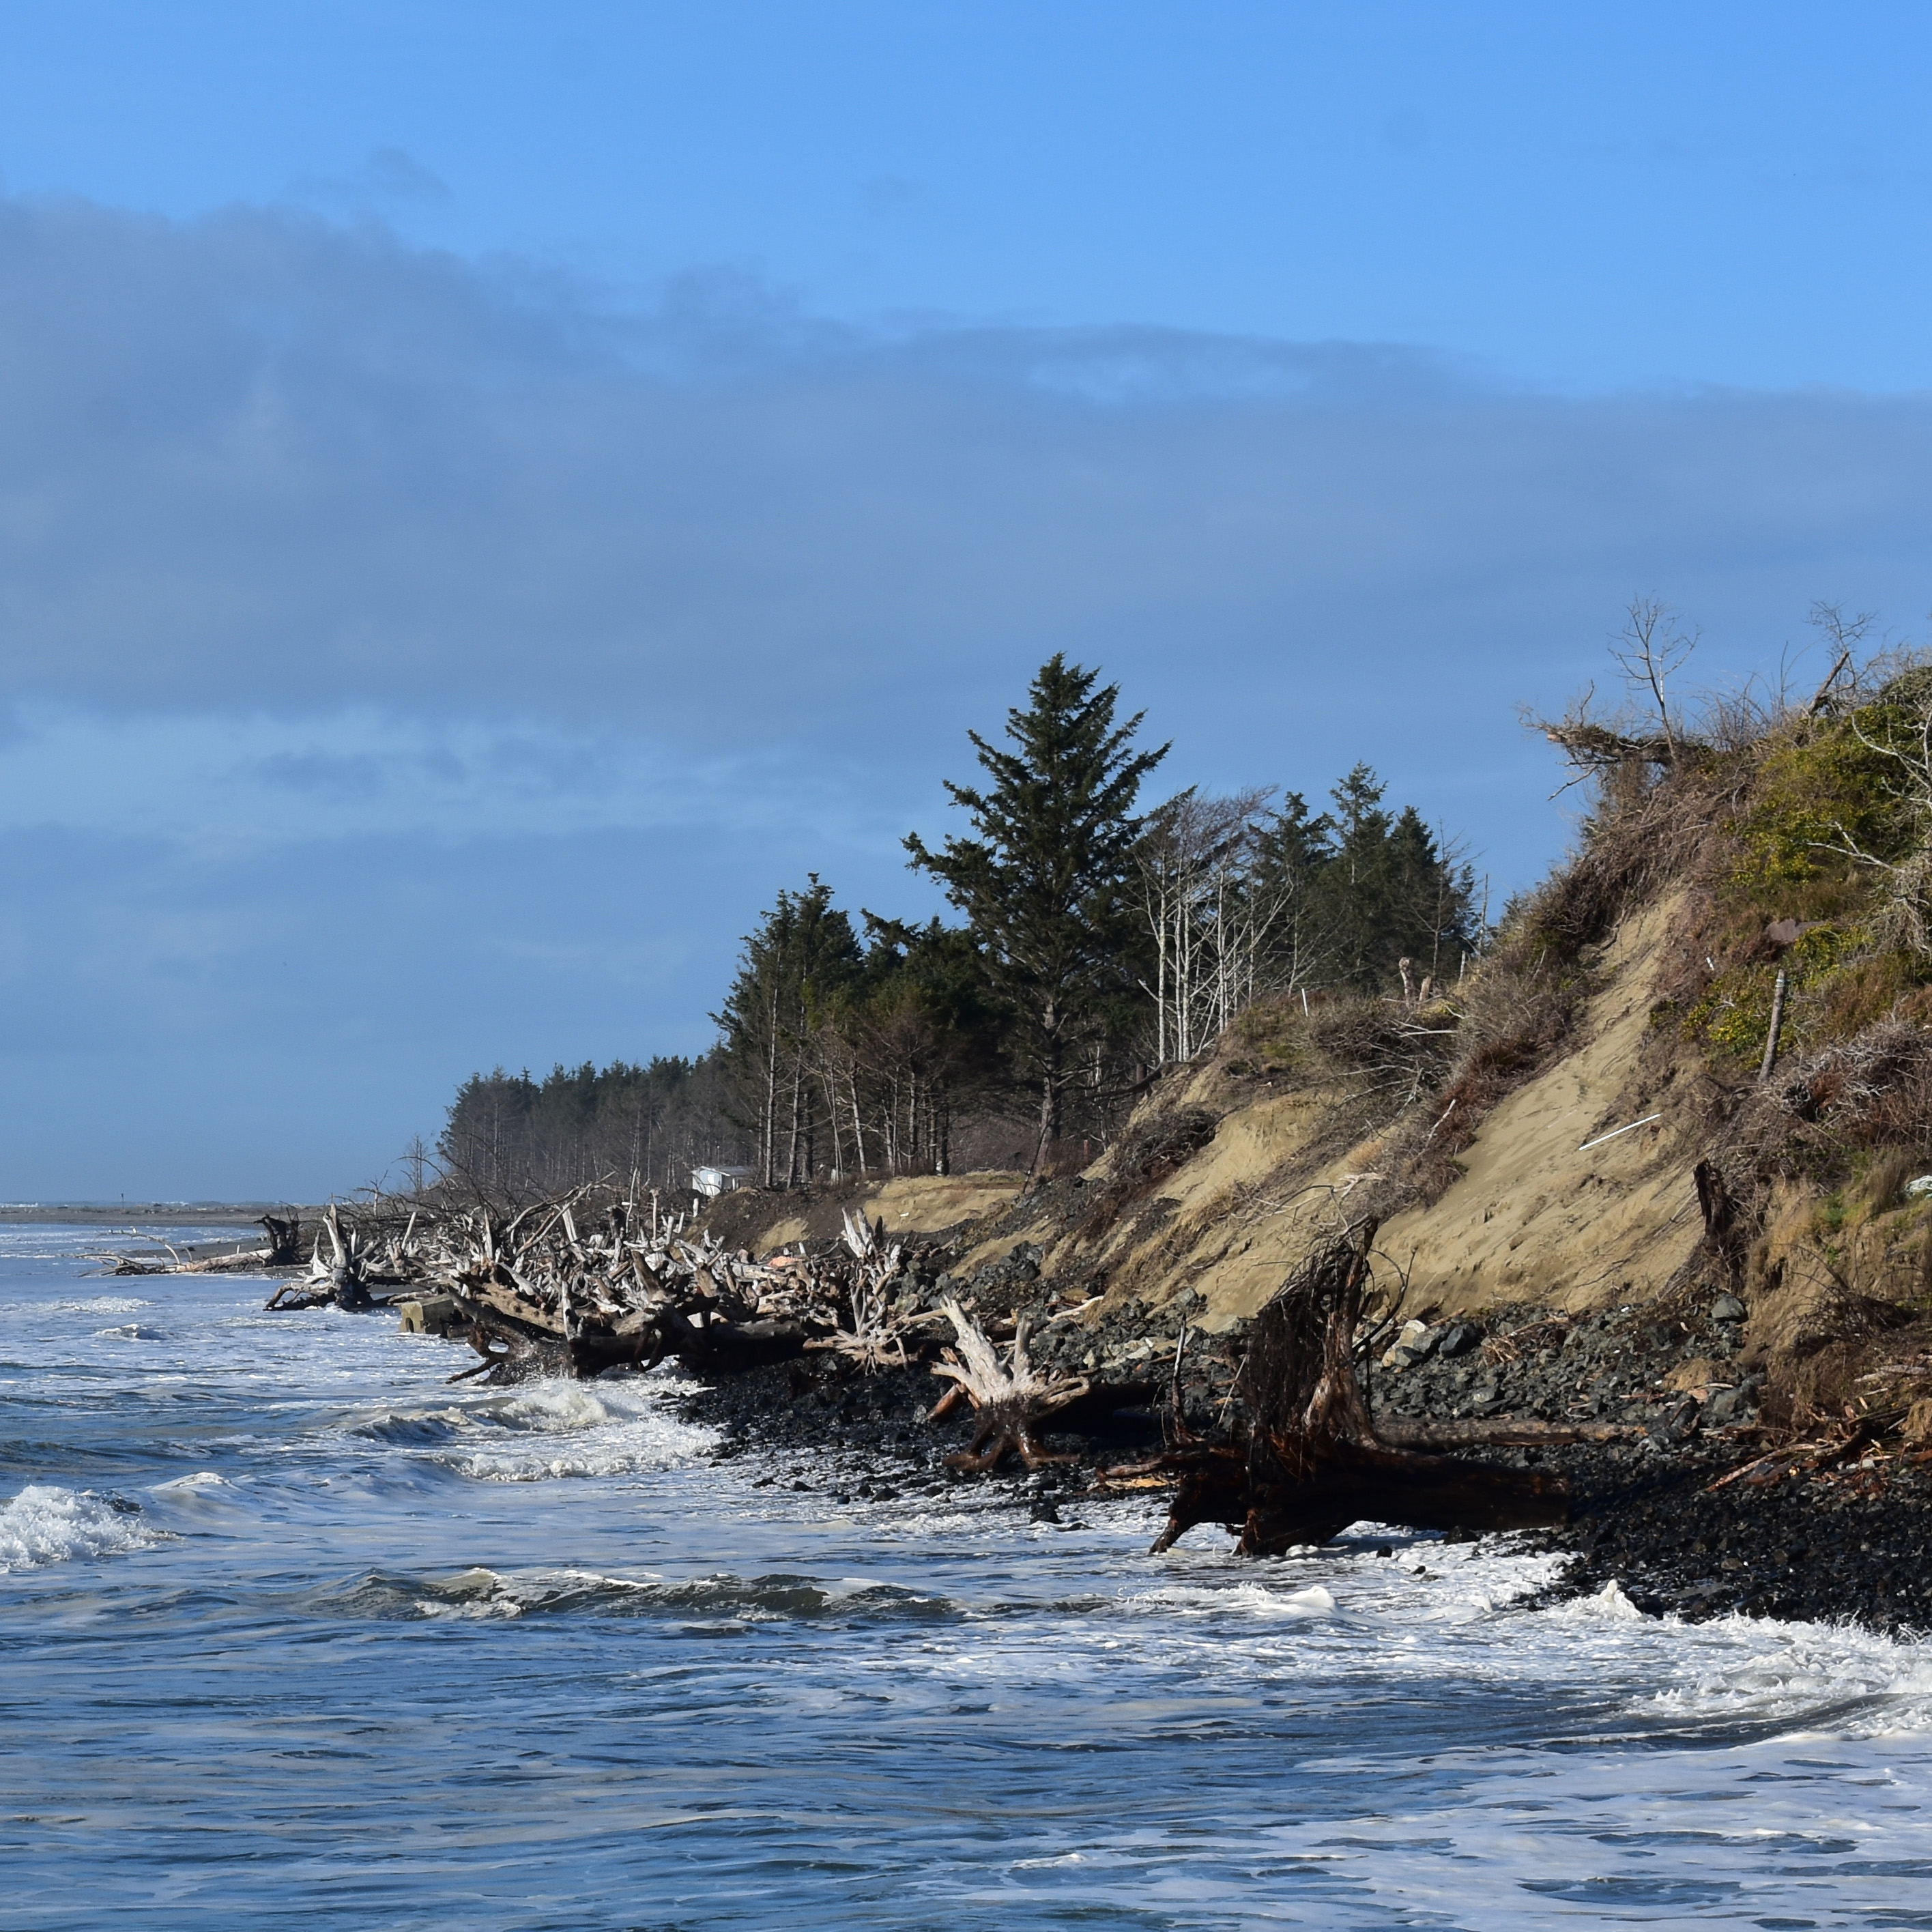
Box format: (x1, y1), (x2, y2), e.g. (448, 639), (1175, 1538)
(1149, 1222), (1569, 1555)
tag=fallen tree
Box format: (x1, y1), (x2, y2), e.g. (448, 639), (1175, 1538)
(926, 1297), (1092, 1471)
(1124, 1222), (1571, 1555)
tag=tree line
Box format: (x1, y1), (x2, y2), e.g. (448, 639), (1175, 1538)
(439, 656), (1477, 1197)
(437, 1054), (739, 1202)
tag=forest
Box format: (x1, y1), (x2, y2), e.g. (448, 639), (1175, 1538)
(437, 657), (1476, 1199)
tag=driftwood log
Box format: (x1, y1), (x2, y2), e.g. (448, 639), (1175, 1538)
(1138, 1223), (1570, 1555)
(927, 1296), (1094, 1471)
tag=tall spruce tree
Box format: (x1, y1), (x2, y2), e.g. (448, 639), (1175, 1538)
(906, 654), (1166, 1166)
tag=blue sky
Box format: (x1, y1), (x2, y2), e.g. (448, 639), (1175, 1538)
(1, 2), (1929, 1196)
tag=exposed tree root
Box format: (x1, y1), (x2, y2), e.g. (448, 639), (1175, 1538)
(930, 1296), (1091, 1473)
(1134, 1222), (1570, 1555)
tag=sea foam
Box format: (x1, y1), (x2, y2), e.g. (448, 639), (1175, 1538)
(0, 1484), (162, 1573)
(347, 1377), (715, 1482)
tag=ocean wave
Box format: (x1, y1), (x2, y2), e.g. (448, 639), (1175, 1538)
(0, 1483), (164, 1573)
(1638, 1611), (1932, 1737)
(346, 1379), (715, 1481)
(94, 1323), (167, 1340)
(1548, 1576), (1647, 1622)
(1131, 1578), (1341, 1621)
(48, 1296), (149, 1314)
(342, 1566), (957, 1624)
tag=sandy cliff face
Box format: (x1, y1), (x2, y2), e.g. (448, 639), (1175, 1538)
(702, 893), (1709, 1331)
(1374, 890), (1703, 1318)
(921, 888), (1706, 1331)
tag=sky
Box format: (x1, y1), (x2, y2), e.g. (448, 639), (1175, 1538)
(1, 1), (1929, 1198)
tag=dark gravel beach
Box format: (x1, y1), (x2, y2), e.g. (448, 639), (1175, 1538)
(674, 1254), (1932, 1637)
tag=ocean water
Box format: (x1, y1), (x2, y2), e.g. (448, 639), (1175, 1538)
(4, 1226), (1932, 1929)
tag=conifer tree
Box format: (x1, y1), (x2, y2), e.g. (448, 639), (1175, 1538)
(715, 877), (861, 1184)
(906, 654), (1167, 1166)
(1293, 765), (1475, 992)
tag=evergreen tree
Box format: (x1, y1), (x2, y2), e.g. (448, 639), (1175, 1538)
(714, 877), (862, 1184)
(906, 654), (1167, 1165)
(437, 1054), (732, 1201)
(1296, 765), (1475, 992)
(1249, 788), (1337, 993)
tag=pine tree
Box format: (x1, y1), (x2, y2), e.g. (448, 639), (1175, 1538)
(906, 654), (1167, 1166)
(1296, 766), (1475, 992)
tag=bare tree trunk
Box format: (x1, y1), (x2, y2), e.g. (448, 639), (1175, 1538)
(1146, 1225), (1568, 1556)
(849, 1066), (869, 1174)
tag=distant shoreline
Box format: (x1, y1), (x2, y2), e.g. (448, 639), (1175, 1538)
(0, 1203), (310, 1226)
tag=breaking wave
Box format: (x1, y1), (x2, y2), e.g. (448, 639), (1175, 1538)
(329, 1564), (956, 1625)
(345, 1378), (715, 1481)
(0, 1483), (164, 1573)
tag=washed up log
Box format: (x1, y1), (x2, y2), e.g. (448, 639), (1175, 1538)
(929, 1297), (1091, 1473)
(453, 1265), (565, 1337)
(659, 1313), (811, 1375)
(1046, 1379), (1163, 1434)
(397, 1295), (463, 1338)
(260, 1214), (303, 1265)
(448, 1308), (567, 1383)
(1138, 1223), (1570, 1556)
(107, 1242), (275, 1277)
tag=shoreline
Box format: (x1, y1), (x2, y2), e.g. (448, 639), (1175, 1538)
(80, 1200), (1924, 1639)
(0, 1203), (306, 1226)
(667, 1347), (1932, 1638)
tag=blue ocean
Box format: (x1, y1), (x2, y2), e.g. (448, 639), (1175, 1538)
(4, 1224), (1930, 1929)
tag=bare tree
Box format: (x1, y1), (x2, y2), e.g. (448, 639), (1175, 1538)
(1609, 595), (1699, 764)
(1804, 601), (1880, 715)
(1136, 787), (1285, 1062)
(1822, 700), (1932, 956)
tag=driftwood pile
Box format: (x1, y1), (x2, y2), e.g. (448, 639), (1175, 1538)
(263, 1206), (428, 1310)
(97, 1213), (310, 1277)
(252, 1192), (936, 1388)
(104, 1189), (1593, 1546)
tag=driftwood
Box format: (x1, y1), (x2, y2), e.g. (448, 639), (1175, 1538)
(244, 1183), (833, 1379)
(807, 1211), (922, 1371)
(1539, 720), (1681, 769)
(1133, 1224), (1570, 1555)
(929, 1296), (1091, 1471)
(262, 1205), (405, 1310)
(102, 1208), (418, 1284)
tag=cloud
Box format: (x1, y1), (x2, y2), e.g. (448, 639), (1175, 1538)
(289, 145), (453, 212)
(0, 191), (1928, 1190)
(1, 190), (1926, 788)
